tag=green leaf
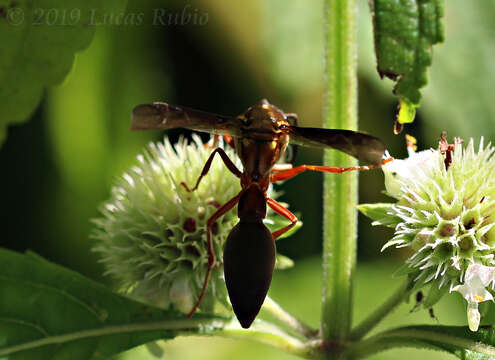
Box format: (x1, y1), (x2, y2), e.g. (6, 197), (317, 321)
(393, 263), (418, 277)
(370, 0), (444, 123)
(358, 203), (400, 227)
(360, 325), (495, 360)
(0, 248), (225, 359)
(274, 254), (294, 270)
(397, 98), (417, 125)
(0, 0), (127, 146)
(422, 279), (449, 308)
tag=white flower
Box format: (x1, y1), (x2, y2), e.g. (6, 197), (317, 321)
(452, 263), (495, 331)
(360, 135), (495, 318)
(382, 148), (437, 199)
(92, 136), (294, 313)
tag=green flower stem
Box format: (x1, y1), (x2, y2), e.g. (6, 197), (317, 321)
(345, 332), (434, 359)
(0, 317), (319, 359)
(321, 0), (358, 345)
(350, 279), (412, 340)
(263, 296), (319, 338)
(346, 328), (495, 359)
(210, 319), (322, 359)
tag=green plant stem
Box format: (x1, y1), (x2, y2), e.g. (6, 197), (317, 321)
(263, 296), (319, 338)
(0, 317), (319, 359)
(345, 332), (434, 359)
(212, 319), (322, 359)
(350, 279), (411, 340)
(321, 0), (358, 346)
(346, 328), (495, 359)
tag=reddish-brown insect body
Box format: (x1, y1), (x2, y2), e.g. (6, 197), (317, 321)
(439, 132), (463, 171)
(131, 99), (388, 328)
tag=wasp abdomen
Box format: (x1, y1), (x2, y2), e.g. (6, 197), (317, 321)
(223, 220), (275, 328)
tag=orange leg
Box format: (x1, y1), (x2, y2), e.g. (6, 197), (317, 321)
(270, 159), (391, 183)
(266, 198), (298, 239)
(187, 190), (245, 317)
(181, 147), (242, 192)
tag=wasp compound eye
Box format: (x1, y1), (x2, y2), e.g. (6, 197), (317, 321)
(223, 220), (275, 328)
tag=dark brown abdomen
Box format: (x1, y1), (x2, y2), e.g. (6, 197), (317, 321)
(223, 220), (275, 328)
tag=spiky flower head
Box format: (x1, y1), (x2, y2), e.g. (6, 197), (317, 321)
(359, 136), (495, 330)
(92, 135), (295, 314)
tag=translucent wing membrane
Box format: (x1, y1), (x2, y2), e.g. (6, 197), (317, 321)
(131, 102), (242, 137)
(131, 102), (386, 165)
(286, 127), (386, 165)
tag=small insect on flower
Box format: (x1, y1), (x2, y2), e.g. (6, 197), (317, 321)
(130, 99), (388, 328)
(360, 134), (495, 331)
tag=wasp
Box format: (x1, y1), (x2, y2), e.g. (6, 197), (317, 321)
(132, 99), (387, 328)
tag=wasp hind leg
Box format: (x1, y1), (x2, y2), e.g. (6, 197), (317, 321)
(266, 198), (298, 239)
(186, 191), (244, 317)
(270, 160), (391, 183)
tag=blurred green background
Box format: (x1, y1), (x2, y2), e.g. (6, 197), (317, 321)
(1, 1), (495, 359)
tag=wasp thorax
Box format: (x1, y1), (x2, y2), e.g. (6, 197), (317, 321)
(240, 100), (289, 135)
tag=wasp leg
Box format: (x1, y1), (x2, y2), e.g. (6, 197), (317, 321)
(270, 158), (392, 183)
(187, 190), (244, 318)
(181, 148), (242, 192)
(266, 198), (298, 239)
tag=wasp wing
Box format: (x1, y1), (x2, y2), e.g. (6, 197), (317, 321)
(286, 127), (386, 165)
(131, 102), (242, 137)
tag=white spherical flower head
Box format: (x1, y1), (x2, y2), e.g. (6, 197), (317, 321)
(360, 135), (495, 330)
(92, 135), (287, 314)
